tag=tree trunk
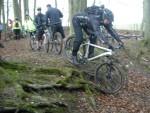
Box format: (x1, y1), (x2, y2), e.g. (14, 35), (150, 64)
(55, 0), (57, 8)
(93, 0), (96, 5)
(2, 1), (5, 23)
(2, 0), (6, 39)
(23, 0), (29, 18)
(19, 0), (22, 24)
(0, 0), (3, 20)
(34, 0), (37, 18)
(6, 0), (9, 30)
(13, 0), (21, 19)
(68, 0), (87, 34)
(143, 0), (150, 46)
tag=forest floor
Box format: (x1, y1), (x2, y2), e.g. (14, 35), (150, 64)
(0, 36), (150, 113)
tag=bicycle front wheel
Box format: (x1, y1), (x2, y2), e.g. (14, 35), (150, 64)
(29, 36), (38, 51)
(95, 63), (126, 94)
(53, 32), (63, 55)
(43, 34), (50, 53)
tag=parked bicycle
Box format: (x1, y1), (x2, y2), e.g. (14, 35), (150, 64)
(45, 23), (63, 55)
(64, 35), (127, 94)
(29, 29), (48, 51)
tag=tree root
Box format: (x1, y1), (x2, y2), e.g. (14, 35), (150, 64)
(21, 83), (86, 92)
(0, 101), (68, 113)
(0, 107), (33, 113)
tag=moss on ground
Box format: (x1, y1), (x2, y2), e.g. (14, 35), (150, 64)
(0, 60), (89, 113)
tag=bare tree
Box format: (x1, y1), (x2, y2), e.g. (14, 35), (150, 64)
(93, 0), (96, 5)
(2, 0), (6, 39)
(23, 0), (29, 18)
(143, 0), (150, 46)
(13, 0), (21, 19)
(68, 0), (87, 34)
(34, 0), (37, 17)
(19, 0), (22, 24)
(0, 0), (3, 20)
(55, 0), (57, 8)
(6, 0), (9, 32)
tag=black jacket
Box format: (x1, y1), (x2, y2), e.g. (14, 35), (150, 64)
(34, 13), (46, 29)
(46, 7), (63, 25)
(85, 5), (114, 22)
(85, 5), (103, 15)
(73, 12), (101, 39)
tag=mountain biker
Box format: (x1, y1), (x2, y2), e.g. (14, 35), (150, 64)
(71, 13), (102, 65)
(0, 21), (4, 48)
(45, 4), (65, 39)
(34, 7), (46, 50)
(24, 14), (36, 37)
(71, 5), (124, 65)
(12, 18), (22, 40)
(85, 5), (124, 47)
(71, 6), (109, 65)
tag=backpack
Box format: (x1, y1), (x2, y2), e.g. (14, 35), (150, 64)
(85, 6), (103, 15)
(15, 22), (19, 27)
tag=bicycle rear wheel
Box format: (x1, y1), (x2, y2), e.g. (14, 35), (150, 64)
(53, 32), (63, 55)
(95, 62), (126, 94)
(64, 35), (87, 63)
(64, 36), (74, 62)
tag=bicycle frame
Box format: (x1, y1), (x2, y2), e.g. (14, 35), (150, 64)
(78, 40), (112, 61)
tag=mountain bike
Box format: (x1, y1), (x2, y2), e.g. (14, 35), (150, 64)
(45, 23), (63, 55)
(29, 29), (51, 52)
(64, 35), (127, 94)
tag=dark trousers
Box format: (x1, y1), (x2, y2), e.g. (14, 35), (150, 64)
(72, 17), (96, 56)
(51, 24), (65, 38)
(36, 29), (44, 41)
(13, 29), (21, 39)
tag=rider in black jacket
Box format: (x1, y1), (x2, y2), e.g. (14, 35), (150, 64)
(34, 7), (46, 49)
(71, 5), (123, 65)
(72, 12), (104, 65)
(45, 4), (65, 39)
(85, 5), (124, 46)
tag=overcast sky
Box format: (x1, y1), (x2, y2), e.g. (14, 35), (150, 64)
(7, 0), (143, 29)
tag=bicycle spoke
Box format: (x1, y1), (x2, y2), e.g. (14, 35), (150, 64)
(53, 33), (62, 54)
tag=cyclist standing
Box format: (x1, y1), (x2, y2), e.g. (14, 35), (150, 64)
(12, 18), (22, 40)
(34, 7), (46, 50)
(24, 14), (36, 37)
(45, 4), (65, 39)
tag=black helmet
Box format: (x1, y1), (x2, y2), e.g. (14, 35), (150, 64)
(47, 4), (51, 7)
(37, 7), (41, 11)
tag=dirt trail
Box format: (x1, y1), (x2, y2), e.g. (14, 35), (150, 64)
(0, 38), (150, 113)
